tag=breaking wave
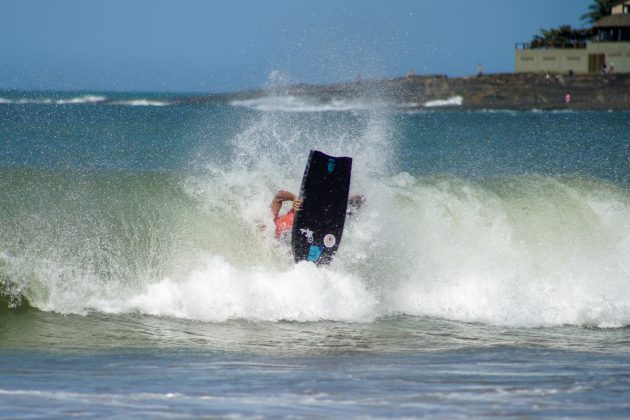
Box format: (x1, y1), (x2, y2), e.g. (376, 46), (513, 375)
(0, 95), (170, 106)
(1, 103), (629, 328)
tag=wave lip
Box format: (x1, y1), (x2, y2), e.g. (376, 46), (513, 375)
(0, 97), (54, 105)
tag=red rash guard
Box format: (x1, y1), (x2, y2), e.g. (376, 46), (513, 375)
(274, 209), (295, 239)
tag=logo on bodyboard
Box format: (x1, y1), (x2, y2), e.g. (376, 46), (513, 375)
(300, 228), (314, 243)
(327, 158), (336, 173)
(323, 234), (336, 248)
(307, 245), (321, 262)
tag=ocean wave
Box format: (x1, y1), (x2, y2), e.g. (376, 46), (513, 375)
(1, 170), (628, 328)
(468, 109), (519, 115)
(109, 99), (170, 107)
(231, 96), (417, 112)
(0, 95), (169, 106)
(55, 95), (107, 105)
(423, 95), (463, 107)
(0, 97), (53, 105)
(1, 104), (628, 328)
(0, 95), (106, 105)
(383, 175), (630, 328)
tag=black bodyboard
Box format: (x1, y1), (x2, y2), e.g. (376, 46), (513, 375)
(291, 150), (352, 264)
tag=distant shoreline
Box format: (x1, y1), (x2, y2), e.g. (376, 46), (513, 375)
(191, 72), (630, 111)
(3, 73), (629, 110)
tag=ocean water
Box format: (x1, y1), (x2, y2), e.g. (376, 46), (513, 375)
(1, 91), (629, 417)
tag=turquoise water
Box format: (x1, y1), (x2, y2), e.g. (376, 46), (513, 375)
(1, 91), (629, 417)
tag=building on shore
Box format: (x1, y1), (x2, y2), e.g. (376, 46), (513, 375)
(515, 0), (630, 74)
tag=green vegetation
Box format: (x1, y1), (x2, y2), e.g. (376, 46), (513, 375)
(581, 0), (613, 25)
(530, 25), (590, 49)
(529, 0), (613, 49)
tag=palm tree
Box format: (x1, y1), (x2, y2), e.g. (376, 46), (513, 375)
(530, 25), (590, 49)
(581, 0), (613, 25)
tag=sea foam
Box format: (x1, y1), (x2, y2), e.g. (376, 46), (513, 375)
(0, 95), (169, 106)
(110, 99), (170, 107)
(124, 257), (378, 322)
(424, 95), (463, 107)
(231, 95), (417, 113)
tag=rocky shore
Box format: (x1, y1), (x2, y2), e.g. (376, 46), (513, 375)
(189, 72), (630, 110)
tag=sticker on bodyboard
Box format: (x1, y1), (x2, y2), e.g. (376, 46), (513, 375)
(327, 158), (336, 173)
(307, 245), (322, 262)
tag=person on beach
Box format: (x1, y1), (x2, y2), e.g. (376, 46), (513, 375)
(270, 190), (365, 241)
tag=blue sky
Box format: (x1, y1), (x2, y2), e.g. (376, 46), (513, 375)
(0, 0), (593, 92)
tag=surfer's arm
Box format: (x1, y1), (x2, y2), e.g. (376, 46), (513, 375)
(271, 190), (301, 216)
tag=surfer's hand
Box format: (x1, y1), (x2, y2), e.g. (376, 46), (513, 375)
(292, 199), (303, 211)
